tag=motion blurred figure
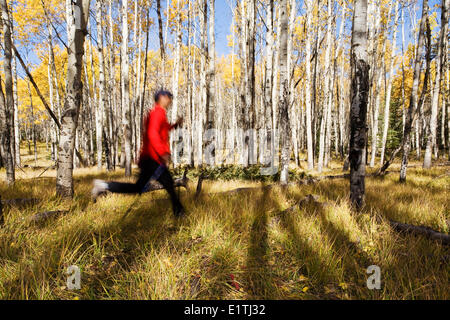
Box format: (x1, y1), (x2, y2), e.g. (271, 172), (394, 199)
(92, 90), (185, 218)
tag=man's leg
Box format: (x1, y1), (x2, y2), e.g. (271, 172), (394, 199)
(92, 159), (156, 199)
(157, 168), (185, 217)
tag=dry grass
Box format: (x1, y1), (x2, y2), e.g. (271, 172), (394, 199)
(0, 144), (449, 299)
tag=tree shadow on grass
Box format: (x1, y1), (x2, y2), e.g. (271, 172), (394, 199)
(306, 180), (449, 299)
(276, 202), (345, 294)
(299, 200), (376, 297)
(244, 185), (275, 299)
(1, 192), (191, 299)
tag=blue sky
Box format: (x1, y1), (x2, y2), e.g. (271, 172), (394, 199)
(213, 1), (234, 56)
(16, 0), (444, 76)
(145, 0), (234, 57)
(155, 0), (442, 59)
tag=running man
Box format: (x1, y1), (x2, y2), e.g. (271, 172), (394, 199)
(91, 90), (185, 218)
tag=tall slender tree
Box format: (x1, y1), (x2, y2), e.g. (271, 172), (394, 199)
(380, 2), (400, 165)
(0, 0), (15, 184)
(121, 0), (132, 176)
(399, 0), (428, 182)
(278, 0), (290, 184)
(318, 0), (334, 173)
(56, 0), (90, 197)
(304, 0), (314, 170)
(423, 0), (448, 168)
(96, 0), (107, 170)
(349, 0), (369, 209)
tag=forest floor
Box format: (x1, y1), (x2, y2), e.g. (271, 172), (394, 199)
(0, 143), (449, 299)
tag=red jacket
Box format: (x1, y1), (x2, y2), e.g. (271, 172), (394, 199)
(140, 104), (175, 164)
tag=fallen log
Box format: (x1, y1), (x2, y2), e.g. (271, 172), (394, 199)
(274, 194), (450, 246)
(389, 220), (450, 246)
(29, 210), (69, 223)
(217, 184), (274, 195)
(295, 174), (349, 185)
(274, 194), (326, 217)
(1, 198), (39, 207)
(296, 171), (396, 185)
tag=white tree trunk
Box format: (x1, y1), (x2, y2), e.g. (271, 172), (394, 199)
(208, 0), (216, 165)
(9, 7), (20, 168)
(338, 0), (347, 158)
(278, 0), (290, 185)
(271, 3), (281, 135)
(0, 0), (15, 184)
(318, 0), (333, 173)
(349, 0), (369, 209)
(171, 0), (183, 165)
(424, 0), (448, 168)
(369, 2), (388, 168)
(264, 0), (274, 166)
(304, 0), (314, 170)
(96, 0), (106, 171)
(56, 0), (90, 197)
(121, 0), (132, 176)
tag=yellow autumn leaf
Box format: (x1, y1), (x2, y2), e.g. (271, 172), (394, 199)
(339, 282), (348, 290)
(164, 259), (173, 268)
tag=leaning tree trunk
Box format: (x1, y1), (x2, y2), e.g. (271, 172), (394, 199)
(0, 0), (15, 184)
(121, 0), (132, 176)
(380, 2), (400, 165)
(423, 0), (448, 168)
(399, 0), (428, 182)
(56, 0), (90, 197)
(349, 0), (369, 210)
(378, 1), (429, 176)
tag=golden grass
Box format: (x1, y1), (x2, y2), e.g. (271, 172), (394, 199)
(0, 144), (449, 299)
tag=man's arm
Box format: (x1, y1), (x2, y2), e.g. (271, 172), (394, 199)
(170, 117), (184, 130)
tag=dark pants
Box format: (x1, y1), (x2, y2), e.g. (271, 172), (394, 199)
(107, 157), (183, 215)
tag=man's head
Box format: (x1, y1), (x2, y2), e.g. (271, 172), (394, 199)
(154, 90), (173, 109)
